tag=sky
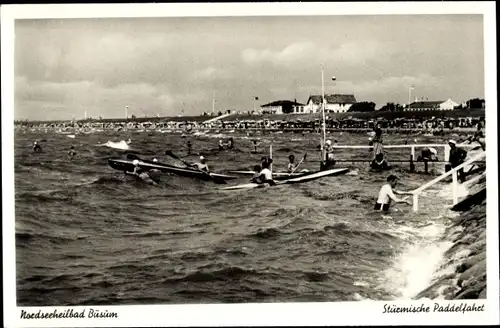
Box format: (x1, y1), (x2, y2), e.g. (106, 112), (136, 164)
(14, 14), (485, 121)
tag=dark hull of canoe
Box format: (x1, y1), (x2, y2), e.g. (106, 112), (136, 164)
(108, 158), (237, 181)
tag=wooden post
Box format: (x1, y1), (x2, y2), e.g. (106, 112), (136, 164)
(452, 170), (458, 205)
(413, 193), (419, 212)
(269, 144), (273, 174)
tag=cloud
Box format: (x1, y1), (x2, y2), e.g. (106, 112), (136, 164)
(15, 77), (176, 120)
(241, 40), (390, 68)
(194, 66), (232, 80)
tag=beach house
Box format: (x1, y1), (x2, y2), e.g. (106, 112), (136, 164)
(405, 98), (459, 111)
(302, 94), (357, 113)
(260, 100), (305, 114)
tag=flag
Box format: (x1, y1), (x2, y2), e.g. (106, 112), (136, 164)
(409, 85), (415, 90)
(255, 97), (259, 100)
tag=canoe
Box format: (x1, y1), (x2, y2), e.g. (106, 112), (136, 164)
(220, 168), (349, 190)
(108, 158), (237, 182)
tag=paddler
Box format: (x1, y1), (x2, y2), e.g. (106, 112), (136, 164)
(33, 141), (42, 152)
(191, 156), (209, 173)
(126, 159), (158, 186)
(287, 154), (296, 173)
(227, 137), (234, 149)
(218, 140), (225, 150)
(321, 140), (336, 170)
(251, 158), (276, 186)
(374, 175), (412, 211)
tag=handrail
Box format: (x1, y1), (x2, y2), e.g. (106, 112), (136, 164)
(412, 151), (486, 193)
(411, 151), (486, 212)
(331, 144), (476, 149)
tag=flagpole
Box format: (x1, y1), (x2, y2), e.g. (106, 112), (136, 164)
(126, 106), (128, 119)
(408, 86), (414, 112)
(212, 91), (215, 115)
(321, 69), (326, 162)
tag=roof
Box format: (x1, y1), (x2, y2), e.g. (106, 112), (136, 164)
(261, 100), (305, 107)
(409, 101), (444, 108)
(307, 94), (357, 105)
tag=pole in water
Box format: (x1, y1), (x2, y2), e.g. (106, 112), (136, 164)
(269, 144), (273, 174)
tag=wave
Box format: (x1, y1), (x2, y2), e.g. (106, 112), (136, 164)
(90, 176), (126, 185)
(16, 231), (87, 247)
(96, 139), (131, 150)
(164, 266), (259, 284)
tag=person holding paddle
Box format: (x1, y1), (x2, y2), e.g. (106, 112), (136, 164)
(192, 156), (209, 173)
(287, 155), (296, 173)
(251, 159), (275, 186)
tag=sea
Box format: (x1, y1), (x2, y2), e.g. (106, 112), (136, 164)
(13, 128), (476, 305)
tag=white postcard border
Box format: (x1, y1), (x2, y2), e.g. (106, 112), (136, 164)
(2, 2), (498, 327)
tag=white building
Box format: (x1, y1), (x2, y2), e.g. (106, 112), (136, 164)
(405, 98), (459, 111)
(298, 94), (357, 114)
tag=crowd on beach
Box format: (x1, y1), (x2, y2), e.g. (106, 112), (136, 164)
(15, 115), (483, 134)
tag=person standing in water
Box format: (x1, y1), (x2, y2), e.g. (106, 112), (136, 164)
(251, 140), (259, 154)
(447, 140), (468, 183)
(68, 146), (76, 159)
(33, 141), (42, 152)
(375, 175), (412, 211)
(369, 127), (384, 160)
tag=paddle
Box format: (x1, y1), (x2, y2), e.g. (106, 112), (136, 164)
(291, 153), (307, 174)
(164, 150), (226, 184)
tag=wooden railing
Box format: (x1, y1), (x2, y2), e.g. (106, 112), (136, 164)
(332, 143), (476, 162)
(410, 151), (486, 212)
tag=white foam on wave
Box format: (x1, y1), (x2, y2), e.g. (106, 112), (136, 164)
(97, 139), (131, 150)
(384, 233), (453, 299)
(379, 210), (458, 300)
